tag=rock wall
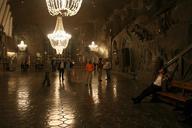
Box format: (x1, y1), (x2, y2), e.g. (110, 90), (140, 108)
(97, 0), (192, 80)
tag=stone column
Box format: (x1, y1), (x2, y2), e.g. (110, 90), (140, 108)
(0, 0), (4, 7)
(2, 4), (9, 27)
(0, 0), (7, 24)
(8, 16), (12, 37)
(4, 11), (10, 36)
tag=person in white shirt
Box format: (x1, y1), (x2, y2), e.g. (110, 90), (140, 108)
(103, 59), (111, 80)
(132, 68), (168, 104)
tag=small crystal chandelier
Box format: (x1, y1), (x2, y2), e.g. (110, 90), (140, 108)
(17, 40), (27, 52)
(46, 0), (83, 16)
(47, 16), (72, 54)
(89, 41), (98, 51)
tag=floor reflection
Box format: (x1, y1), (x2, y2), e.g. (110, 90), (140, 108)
(0, 71), (182, 128)
(8, 78), (17, 95)
(53, 74), (62, 106)
(112, 77), (118, 100)
(47, 105), (75, 127)
(17, 86), (30, 111)
(86, 84), (100, 105)
(47, 72), (76, 127)
(83, 74), (119, 105)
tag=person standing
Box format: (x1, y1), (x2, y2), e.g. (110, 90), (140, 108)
(85, 60), (94, 86)
(66, 59), (72, 82)
(97, 58), (103, 82)
(103, 58), (111, 80)
(58, 59), (65, 81)
(43, 58), (51, 86)
(93, 62), (97, 71)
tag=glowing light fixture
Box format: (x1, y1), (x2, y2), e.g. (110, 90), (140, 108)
(89, 41), (98, 51)
(17, 40), (27, 51)
(47, 16), (72, 54)
(7, 52), (16, 57)
(46, 0), (83, 16)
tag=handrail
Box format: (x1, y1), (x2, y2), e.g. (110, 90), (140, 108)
(164, 43), (192, 68)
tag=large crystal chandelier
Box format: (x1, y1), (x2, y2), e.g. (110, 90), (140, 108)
(46, 0), (83, 16)
(89, 41), (98, 51)
(47, 16), (72, 54)
(17, 40), (27, 52)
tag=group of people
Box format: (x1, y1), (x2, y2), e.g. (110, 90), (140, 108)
(42, 58), (73, 86)
(20, 61), (29, 72)
(42, 56), (192, 123)
(42, 57), (112, 87)
(85, 58), (111, 86)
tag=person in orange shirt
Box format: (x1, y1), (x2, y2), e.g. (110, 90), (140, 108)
(86, 60), (94, 86)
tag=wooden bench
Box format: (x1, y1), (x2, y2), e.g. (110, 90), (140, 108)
(158, 92), (187, 103)
(171, 80), (192, 91)
(157, 80), (192, 105)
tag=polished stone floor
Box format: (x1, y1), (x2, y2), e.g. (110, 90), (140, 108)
(0, 68), (190, 128)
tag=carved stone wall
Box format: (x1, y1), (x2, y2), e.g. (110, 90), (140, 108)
(97, 0), (192, 80)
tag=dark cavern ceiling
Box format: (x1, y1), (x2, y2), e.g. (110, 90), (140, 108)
(9, 0), (128, 34)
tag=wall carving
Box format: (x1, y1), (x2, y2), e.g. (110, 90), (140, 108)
(131, 24), (153, 42)
(158, 10), (175, 36)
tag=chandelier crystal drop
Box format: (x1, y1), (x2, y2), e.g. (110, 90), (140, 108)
(46, 0), (83, 16)
(47, 16), (72, 54)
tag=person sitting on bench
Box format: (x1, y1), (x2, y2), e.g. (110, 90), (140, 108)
(132, 68), (169, 104)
